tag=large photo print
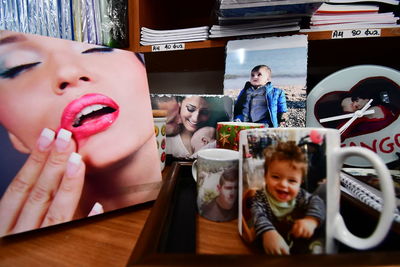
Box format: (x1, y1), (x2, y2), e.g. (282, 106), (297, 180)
(151, 94), (234, 159)
(0, 31), (162, 236)
(224, 35), (308, 128)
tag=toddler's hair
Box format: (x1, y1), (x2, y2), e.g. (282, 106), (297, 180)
(263, 141), (307, 179)
(251, 65), (271, 75)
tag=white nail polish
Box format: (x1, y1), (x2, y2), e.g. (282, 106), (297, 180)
(66, 152), (81, 177)
(88, 202), (104, 216)
(42, 128), (56, 139)
(37, 128), (55, 151)
(69, 152), (81, 164)
(55, 128), (72, 152)
(57, 128), (72, 142)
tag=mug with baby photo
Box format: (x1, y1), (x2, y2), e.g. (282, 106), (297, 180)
(151, 94), (234, 160)
(238, 128), (395, 255)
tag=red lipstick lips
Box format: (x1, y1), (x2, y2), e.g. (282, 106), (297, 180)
(60, 93), (119, 141)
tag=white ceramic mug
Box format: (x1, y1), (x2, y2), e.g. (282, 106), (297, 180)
(238, 128), (395, 254)
(192, 148), (239, 222)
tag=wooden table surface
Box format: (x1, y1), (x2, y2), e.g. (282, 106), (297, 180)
(0, 164), (168, 267)
(196, 217), (257, 255)
(1, 163), (400, 266)
(0, 195), (251, 266)
(0, 203), (152, 267)
(0, 160), (259, 266)
(0, 162), (173, 266)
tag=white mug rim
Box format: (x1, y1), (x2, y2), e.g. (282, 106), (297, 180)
(197, 148), (239, 162)
(153, 117), (167, 122)
(240, 127), (339, 134)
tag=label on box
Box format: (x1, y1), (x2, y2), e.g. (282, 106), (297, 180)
(151, 43), (185, 52)
(331, 28), (381, 39)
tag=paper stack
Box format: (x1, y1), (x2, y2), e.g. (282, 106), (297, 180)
(209, 19), (301, 38)
(209, 0), (323, 38)
(140, 26), (210, 46)
(306, 0), (400, 31)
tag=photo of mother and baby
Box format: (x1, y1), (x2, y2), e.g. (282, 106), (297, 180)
(151, 94), (233, 159)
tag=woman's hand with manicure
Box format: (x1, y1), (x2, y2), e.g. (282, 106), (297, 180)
(0, 128), (85, 236)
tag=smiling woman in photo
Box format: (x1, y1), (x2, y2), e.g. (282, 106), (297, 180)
(0, 30), (162, 236)
(166, 95), (212, 158)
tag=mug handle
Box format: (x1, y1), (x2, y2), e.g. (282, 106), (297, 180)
(191, 160), (197, 182)
(329, 146), (396, 252)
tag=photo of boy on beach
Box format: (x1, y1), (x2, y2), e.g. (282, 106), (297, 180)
(224, 35), (308, 128)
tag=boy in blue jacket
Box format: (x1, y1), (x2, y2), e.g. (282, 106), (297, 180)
(234, 65), (288, 127)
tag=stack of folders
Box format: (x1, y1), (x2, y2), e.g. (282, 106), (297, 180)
(304, 0), (400, 31)
(209, 0), (324, 38)
(140, 26), (210, 46)
(209, 19), (302, 38)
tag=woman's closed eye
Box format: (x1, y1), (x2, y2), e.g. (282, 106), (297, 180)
(186, 104), (197, 113)
(82, 47), (114, 54)
(0, 62), (41, 79)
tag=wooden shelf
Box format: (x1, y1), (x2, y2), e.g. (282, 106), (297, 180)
(128, 27), (400, 53)
(305, 26), (400, 40)
(126, 0), (399, 95)
(126, 0), (400, 53)
(134, 39), (228, 53)
(127, 0), (220, 53)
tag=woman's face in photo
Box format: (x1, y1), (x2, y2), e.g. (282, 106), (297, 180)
(352, 97), (370, 110)
(180, 96), (210, 133)
(341, 97), (354, 113)
(0, 31), (154, 170)
(341, 97), (369, 113)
